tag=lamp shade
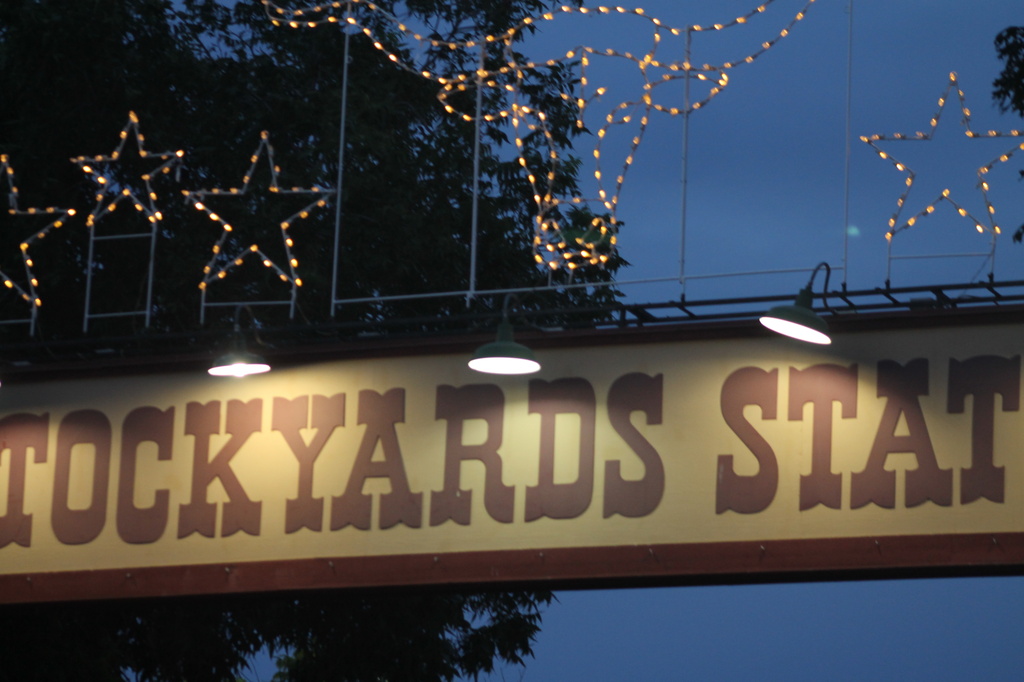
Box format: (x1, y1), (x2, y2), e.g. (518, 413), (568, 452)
(208, 350), (271, 377)
(759, 286), (831, 345)
(468, 321), (541, 375)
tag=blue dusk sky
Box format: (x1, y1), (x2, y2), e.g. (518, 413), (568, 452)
(132, 1), (1024, 679)
(457, 1), (1024, 681)
(243, 1), (1024, 680)
(506, 0), (1024, 304)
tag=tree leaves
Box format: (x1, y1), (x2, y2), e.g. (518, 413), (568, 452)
(993, 26), (1024, 241)
(0, 0), (616, 345)
(0, 2), (577, 679)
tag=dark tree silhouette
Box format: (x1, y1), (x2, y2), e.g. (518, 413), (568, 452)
(0, 0), (621, 344)
(993, 25), (1024, 240)
(0, 0), (624, 679)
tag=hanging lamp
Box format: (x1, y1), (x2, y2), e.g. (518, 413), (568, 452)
(208, 305), (271, 377)
(468, 295), (541, 375)
(760, 262), (833, 345)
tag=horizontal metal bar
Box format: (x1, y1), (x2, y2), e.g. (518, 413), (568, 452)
(7, 279), (1024, 373)
(681, 266), (846, 281)
(85, 310), (146, 320)
(331, 276), (681, 307)
(889, 252), (991, 260)
(92, 233), (153, 241)
(202, 300), (292, 308)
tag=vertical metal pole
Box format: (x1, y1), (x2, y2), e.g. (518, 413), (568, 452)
(467, 40), (484, 304)
(143, 222), (156, 328)
(21, 250), (38, 336)
(885, 235), (892, 289)
(83, 228), (95, 332)
(988, 226), (997, 280)
(330, 5), (353, 317)
(842, 0), (854, 289)
(679, 30), (692, 294)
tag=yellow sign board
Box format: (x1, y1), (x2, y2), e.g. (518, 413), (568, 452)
(2, 317), (1023, 602)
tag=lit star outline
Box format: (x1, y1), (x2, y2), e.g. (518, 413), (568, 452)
(183, 130), (333, 320)
(261, 0), (818, 272)
(71, 110), (184, 232)
(70, 111), (184, 331)
(861, 72), (1024, 243)
(0, 154), (78, 330)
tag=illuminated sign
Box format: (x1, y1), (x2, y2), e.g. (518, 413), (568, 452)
(2, 315), (1024, 602)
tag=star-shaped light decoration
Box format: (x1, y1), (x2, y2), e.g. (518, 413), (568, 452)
(183, 131), (333, 323)
(0, 155), (78, 333)
(262, 0), (817, 273)
(861, 72), (1024, 258)
(71, 111), (184, 331)
(72, 111), (184, 230)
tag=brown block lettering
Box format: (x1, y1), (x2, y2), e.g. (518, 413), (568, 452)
(948, 355), (1020, 504)
(604, 373), (665, 519)
(851, 359), (952, 509)
(331, 389), (421, 530)
(0, 413), (48, 548)
(52, 410), (112, 545)
(178, 400), (262, 538)
(431, 384), (513, 526)
(117, 406), (174, 544)
(525, 378), (598, 521)
(274, 394), (345, 533)
(789, 364), (857, 511)
(716, 367), (779, 514)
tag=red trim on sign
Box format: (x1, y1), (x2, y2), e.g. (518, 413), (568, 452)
(3, 532), (1023, 604)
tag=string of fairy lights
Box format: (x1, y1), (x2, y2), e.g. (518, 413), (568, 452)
(72, 111), (184, 233)
(71, 111), (185, 331)
(860, 72), (1024, 282)
(261, 0), (817, 272)
(0, 155), (77, 334)
(182, 130), (333, 323)
(2, 3), (1022, 335)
